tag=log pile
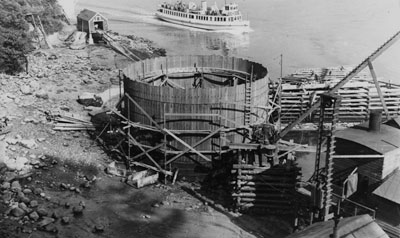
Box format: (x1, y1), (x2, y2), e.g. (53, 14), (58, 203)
(274, 66), (400, 124)
(231, 164), (301, 213)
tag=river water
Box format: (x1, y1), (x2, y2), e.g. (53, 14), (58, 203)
(75, 0), (400, 81)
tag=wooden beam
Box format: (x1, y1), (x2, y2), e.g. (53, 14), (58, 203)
(165, 144), (206, 167)
(120, 130), (169, 176)
(163, 129), (211, 162)
(164, 113), (220, 117)
(332, 154), (384, 159)
(131, 143), (165, 160)
(368, 60), (389, 119)
(165, 128), (221, 165)
(131, 161), (172, 176)
(277, 145), (303, 159)
(125, 93), (163, 131)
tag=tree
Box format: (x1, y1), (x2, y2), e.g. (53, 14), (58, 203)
(0, 0), (33, 74)
(0, 0), (66, 74)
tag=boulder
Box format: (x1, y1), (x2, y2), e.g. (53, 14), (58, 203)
(37, 217), (55, 227)
(20, 85), (32, 95)
(4, 157), (29, 171)
(29, 200), (38, 208)
(4, 138), (18, 145)
(24, 117), (40, 124)
(37, 207), (48, 217)
(20, 196), (30, 204)
(29, 81), (40, 91)
(35, 90), (49, 100)
(0, 141), (7, 167)
(19, 139), (38, 149)
(11, 180), (22, 192)
(1, 191), (13, 202)
(94, 224), (105, 233)
(51, 210), (61, 219)
(23, 188), (32, 194)
(72, 205), (84, 215)
(77, 92), (103, 107)
(11, 207), (25, 217)
(19, 202), (31, 213)
(1, 181), (11, 190)
(29, 211), (40, 221)
(33, 188), (43, 195)
(44, 223), (58, 233)
(61, 216), (71, 224)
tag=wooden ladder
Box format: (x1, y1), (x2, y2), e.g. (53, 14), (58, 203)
(244, 66), (254, 125)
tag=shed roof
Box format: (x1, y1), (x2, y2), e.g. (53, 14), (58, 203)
(286, 214), (388, 238)
(77, 9), (99, 21)
(384, 117), (400, 129)
(373, 169), (400, 204)
(336, 119), (400, 154)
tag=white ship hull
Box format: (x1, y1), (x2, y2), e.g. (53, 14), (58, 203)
(155, 12), (250, 31)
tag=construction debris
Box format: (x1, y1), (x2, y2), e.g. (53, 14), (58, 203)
(49, 111), (96, 131)
(127, 170), (159, 188)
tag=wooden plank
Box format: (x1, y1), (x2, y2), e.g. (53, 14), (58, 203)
(125, 93), (162, 130)
(368, 60), (389, 118)
(131, 143), (165, 160)
(332, 155), (384, 159)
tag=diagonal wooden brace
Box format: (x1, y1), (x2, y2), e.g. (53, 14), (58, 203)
(368, 60), (389, 119)
(165, 128), (221, 165)
(121, 130), (171, 176)
(163, 129), (211, 163)
(125, 93), (163, 131)
(132, 143), (165, 160)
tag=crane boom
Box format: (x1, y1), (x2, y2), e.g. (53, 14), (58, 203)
(279, 29), (400, 138)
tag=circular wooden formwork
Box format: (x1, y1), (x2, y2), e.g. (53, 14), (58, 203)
(122, 55), (270, 159)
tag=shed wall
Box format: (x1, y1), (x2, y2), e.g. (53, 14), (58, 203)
(334, 157), (383, 185)
(382, 148), (400, 179)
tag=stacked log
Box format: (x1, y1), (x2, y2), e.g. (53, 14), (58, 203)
(231, 164), (301, 213)
(275, 67), (400, 124)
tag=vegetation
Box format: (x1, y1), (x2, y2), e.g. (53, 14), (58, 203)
(0, 0), (66, 74)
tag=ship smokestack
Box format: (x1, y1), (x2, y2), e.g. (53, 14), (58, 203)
(369, 110), (382, 132)
(201, 1), (207, 11)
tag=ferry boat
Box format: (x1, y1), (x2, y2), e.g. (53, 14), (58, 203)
(155, 1), (250, 31)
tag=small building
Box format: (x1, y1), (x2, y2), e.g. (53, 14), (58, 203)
(77, 9), (108, 34)
(286, 214), (388, 238)
(333, 112), (400, 191)
(373, 169), (400, 226)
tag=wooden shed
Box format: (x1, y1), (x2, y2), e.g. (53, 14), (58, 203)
(286, 214), (388, 238)
(77, 9), (108, 34)
(373, 169), (400, 227)
(332, 113), (400, 192)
